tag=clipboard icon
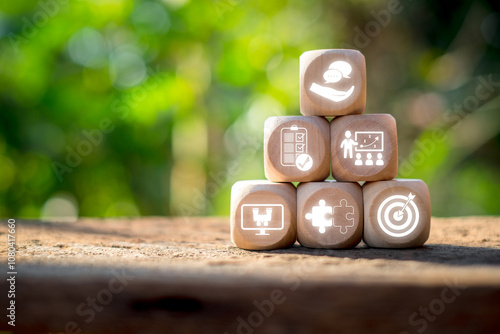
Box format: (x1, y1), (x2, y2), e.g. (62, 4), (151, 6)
(280, 125), (308, 166)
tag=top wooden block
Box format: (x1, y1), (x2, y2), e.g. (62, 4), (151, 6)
(300, 49), (366, 117)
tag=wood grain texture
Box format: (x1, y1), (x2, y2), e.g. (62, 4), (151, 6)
(300, 49), (366, 116)
(264, 116), (330, 182)
(1, 216), (500, 334)
(330, 114), (398, 181)
(297, 181), (363, 249)
(363, 179), (431, 248)
(231, 180), (297, 250)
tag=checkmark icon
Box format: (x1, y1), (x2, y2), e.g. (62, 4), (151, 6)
(298, 156), (310, 167)
(296, 143), (305, 152)
(296, 133), (305, 142)
(296, 154), (313, 171)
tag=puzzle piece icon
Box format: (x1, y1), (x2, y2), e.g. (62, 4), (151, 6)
(305, 199), (332, 234)
(332, 199), (355, 234)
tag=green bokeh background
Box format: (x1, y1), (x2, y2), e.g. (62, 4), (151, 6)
(0, 0), (499, 219)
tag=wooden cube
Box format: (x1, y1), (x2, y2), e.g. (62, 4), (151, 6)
(330, 114), (398, 182)
(264, 116), (330, 182)
(297, 181), (363, 249)
(363, 179), (431, 248)
(300, 49), (366, 116)
(230, 180), (296, 250)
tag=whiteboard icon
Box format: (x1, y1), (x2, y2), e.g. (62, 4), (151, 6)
(281, 125), (313, 171)
(355, 131), (384, 152)
(241, 204), (284, 236)
(377, 192), (419, 238)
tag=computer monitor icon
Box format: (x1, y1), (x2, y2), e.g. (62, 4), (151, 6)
(241, 204), (284, 236)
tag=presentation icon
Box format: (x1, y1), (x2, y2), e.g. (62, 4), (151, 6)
(340, 130), (385, 166)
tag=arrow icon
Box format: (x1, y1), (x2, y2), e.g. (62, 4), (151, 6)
(395, 192), (415, 220)
(359, 136), (379, 148)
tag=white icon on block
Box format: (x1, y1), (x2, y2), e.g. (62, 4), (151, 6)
(340, 130), (385, 166)
(309, 61), (355, 102)
(280, 125), (313, 171)
(340, 130), (358, 159)
(305, 200), (332, 234)
(377, 192), (419, 238)
(305, 199), (355, 234)
(252, 208), (272, 227)
(332, 199), (355, 234)
(355, 131), (384, 152)
(241, 204), (284, 236)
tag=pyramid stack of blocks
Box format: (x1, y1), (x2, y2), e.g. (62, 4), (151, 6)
(231, 49), (431, 250)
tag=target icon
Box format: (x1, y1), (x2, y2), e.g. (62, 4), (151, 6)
(377, 192), (420, 238)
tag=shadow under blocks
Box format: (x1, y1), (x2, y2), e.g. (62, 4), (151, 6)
(230, 49), (431, 251)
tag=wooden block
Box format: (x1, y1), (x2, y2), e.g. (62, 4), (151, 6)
(330, 114), (398, 181)
(300, 49), (366, 116)
(230, 180), (296, 250)
(297, 181), (363, 249)
(264, 116), (330, 182)
(363, 179), (431, 248)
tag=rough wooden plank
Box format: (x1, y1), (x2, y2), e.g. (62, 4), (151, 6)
(1, 216), (500, 333)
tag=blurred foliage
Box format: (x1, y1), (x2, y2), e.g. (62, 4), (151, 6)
(0, 0), (499, 219)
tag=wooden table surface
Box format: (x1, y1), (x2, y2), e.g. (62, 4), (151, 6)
(1, 216), (500, 333)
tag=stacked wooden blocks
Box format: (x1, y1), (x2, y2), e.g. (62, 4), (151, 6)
(231, 49), (431, 250)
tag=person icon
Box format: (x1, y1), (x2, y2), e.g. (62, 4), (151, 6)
(355, 153), (363, 166)
(376, 153), (384, 166)
(340, 130), (358, 159)
(365, 153), (374, 166)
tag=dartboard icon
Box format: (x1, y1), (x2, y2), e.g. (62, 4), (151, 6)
(377, 192), (420, 238)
